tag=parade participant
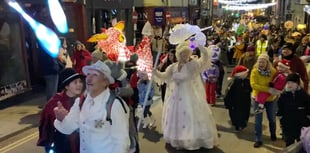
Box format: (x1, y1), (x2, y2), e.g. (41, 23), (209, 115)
(267, 37), (281, 62)
(202, 60), (219, 105)
(71, 41), (92, 74)
(227, 31), (236, 65)
(208, 43), (225, 98)
(58, 37), (72, 68)
(104, 59), (138, 153)
(250, 53), (279, 148)
(153, 42), (219, 150)
(137, 71), (156, 128)
(238, 44), (257, 77)
(233, 37), (245, 63)
(53, 61), (130, 153)
(126, 53), (139, 114)
(254, 59), (291, 114)
(277, 73), (310, 146)
(280, 42), (309, 92)
(295, 36), (308, 57)
(37, 47), (64, 103)
(157, 49), (177, 102)
(224, 65), (252, 131)
(255, 35), (268, 57)
(91, 46), (108, 63)
(37, 68), (84, 153)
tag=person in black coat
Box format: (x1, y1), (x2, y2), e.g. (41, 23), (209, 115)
(224, 65), (252, 131)
(277, 73), (310, 146)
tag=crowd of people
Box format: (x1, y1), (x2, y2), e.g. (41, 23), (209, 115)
(35, 20), (310, 153)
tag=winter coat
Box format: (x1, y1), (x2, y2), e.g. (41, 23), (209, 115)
(137, 80), (155, 106)
(71, 50), (92, 74)
(250, 67), (277, 102)
(202, 64), (219, 83)
(238, 53), (257, 76)
(54, 89), (130, 153)
(277, 88), (310, 136)
(224, 77), (252, 127)
(284, 55), (309, 92)
(224, 78), (252, 109)
(37, 92), (79, 153)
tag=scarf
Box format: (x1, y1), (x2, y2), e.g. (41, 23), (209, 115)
(282, 53), (294, 60)
(257, 68), (271, 77)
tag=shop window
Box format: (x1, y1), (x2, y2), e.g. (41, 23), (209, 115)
(0, 12), (30, 101)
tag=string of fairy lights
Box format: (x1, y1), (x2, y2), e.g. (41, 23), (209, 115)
(218, 0), (277, 11)
(304, 5), (310, 15)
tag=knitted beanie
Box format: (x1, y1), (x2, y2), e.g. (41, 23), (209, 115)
(258, 53), (269, 62)
(286, 73), (300, 85)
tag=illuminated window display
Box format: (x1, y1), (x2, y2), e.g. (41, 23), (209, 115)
(0, 11), (30, 101)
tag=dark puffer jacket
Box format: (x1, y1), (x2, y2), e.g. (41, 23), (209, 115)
(277, 88), (310, 137)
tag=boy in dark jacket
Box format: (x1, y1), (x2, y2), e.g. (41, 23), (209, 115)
(277, 73), (310, 146)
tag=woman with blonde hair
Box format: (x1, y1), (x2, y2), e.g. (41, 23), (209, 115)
(153, 42), (219, 150)
(250, 53), (280, 148)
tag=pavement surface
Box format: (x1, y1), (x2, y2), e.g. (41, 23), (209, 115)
(0, 66), (293, 153)
(0, 92), (43, 142)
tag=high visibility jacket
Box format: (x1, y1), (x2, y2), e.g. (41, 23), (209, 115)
(256, 40), (268, 56)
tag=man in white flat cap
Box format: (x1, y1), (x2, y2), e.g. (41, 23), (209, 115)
(53, 61), (130, 153)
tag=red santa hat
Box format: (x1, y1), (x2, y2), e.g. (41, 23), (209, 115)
(231, 65), (249, 77)
(277, 59), (290, 69)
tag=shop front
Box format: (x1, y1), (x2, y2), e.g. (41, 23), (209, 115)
(0, 3), (31, 102)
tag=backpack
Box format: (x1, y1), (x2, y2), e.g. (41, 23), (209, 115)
(79, 91), (139, 153)
(301, 126), (310, 153)
(79, 91), (127, 125)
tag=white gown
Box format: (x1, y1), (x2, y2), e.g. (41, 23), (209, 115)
(154, 46), (219, 150)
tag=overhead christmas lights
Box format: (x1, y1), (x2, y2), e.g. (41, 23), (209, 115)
(223, 2), (277, 10)
(218, 0), (258, 4)
(304, 5), (310, 15)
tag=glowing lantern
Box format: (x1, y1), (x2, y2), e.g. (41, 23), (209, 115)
(7, 0), (60, 58)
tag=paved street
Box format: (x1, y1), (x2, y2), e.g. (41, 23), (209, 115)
(136, 66), (286, 153)
(0, 66), (287, 153)
(137, 97), (285, 153)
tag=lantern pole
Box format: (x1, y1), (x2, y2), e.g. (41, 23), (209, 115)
(136, 47), (162, 130)
(132, 7), (138, 46)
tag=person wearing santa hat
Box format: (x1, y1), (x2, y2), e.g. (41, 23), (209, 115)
(224, 65), (252, 132)
(254, 59), (291, 114)
(279, 42), (309, 92)
(250, 53), (279, 148)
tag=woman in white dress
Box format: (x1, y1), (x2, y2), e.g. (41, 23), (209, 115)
(153, 42), (219, 150)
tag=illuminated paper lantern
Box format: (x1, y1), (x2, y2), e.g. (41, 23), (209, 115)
(284, 20), (294, 30)
(297, 24), (307, 30)
(96, 21), (131, 61)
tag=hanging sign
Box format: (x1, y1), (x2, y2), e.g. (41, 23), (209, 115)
(154, 8), (164, 26)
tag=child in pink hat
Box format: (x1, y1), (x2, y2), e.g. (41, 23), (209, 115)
(255, 59), (291, 114)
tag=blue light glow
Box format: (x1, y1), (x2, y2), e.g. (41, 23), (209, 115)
(7, 0), (60, 58)
(47, 0), (68, 34)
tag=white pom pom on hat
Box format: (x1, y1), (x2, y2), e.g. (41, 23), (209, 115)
(277, 59), (290, 69)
